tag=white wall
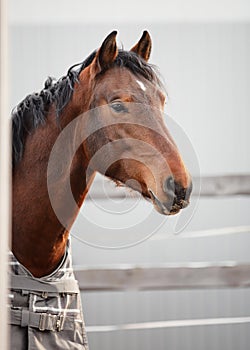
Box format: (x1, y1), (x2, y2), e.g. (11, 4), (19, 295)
(9, 0), (250, 22)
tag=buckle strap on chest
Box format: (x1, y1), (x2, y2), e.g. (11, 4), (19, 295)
(10, 308), (76, 332)
(10, 274), (79, 294)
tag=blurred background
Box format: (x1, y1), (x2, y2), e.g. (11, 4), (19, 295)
(9, 0), (250, 349)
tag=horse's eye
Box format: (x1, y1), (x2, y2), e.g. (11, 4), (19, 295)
(110, 102), (128, 113)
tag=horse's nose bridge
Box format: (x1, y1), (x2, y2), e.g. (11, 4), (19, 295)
(162, 144), (190, 189)
(159, 135), (192, 201)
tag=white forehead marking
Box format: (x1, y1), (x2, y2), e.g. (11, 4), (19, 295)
(136, 79), (146, 91)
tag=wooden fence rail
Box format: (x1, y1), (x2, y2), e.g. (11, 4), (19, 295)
(74, 262), (250, 291)
(86, 174), (250, 200)
(198, 175), (250, 196)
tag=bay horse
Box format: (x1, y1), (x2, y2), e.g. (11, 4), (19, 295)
(10, 31), (192, 349)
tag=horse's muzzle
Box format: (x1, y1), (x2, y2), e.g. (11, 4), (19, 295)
(149, 177), (192, 215)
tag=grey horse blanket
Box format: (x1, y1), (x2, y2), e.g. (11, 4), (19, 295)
(8, 239), (89, 350)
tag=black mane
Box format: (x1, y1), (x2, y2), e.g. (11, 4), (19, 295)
(12, 50), (162, 169)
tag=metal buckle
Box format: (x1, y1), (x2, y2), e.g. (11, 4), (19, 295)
(39, 313), (64, 332)
(39, 313), (47, 331)
(41, 291), (48, 299)
(55, 314), (64, 332)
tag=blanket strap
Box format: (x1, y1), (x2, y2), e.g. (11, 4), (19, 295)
(10, 308), (78, 332)
(10, 274), (79, 294)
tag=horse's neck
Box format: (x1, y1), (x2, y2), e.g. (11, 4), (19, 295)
(12, 103), (93, 278)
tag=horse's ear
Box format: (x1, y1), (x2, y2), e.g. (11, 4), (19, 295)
(130, 31), (152, 62)
(94, 31), (118, 73)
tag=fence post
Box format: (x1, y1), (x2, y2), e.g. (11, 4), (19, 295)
(0, 0), (10, 348)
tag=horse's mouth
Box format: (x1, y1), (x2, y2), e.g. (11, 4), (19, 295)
(148, 189), (188, 216)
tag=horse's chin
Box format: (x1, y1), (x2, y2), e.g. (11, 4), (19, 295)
(158, 206), (182, 216)
(152, 201), (181, 216)
(147, 189), (183, 216)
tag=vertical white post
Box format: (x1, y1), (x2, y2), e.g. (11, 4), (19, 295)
(0, 0), (10, 348)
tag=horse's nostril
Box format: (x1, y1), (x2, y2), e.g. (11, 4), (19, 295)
(164, 176), (175, 194)
(164, 177), (192, 202)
